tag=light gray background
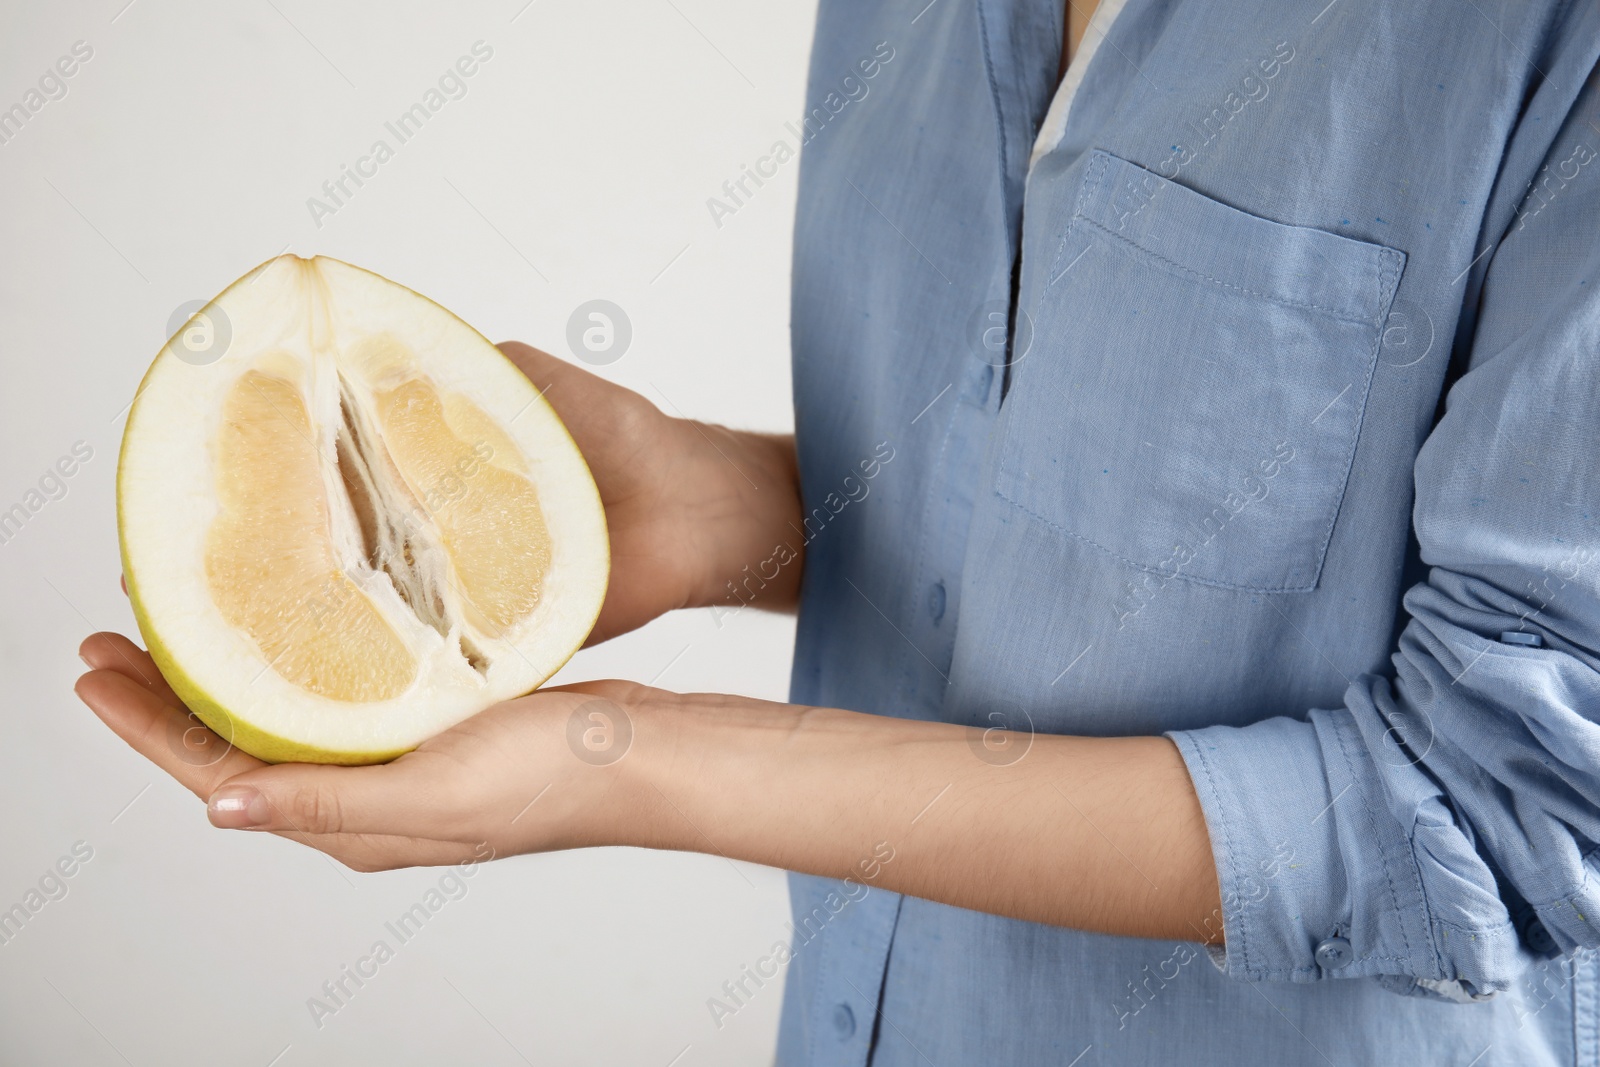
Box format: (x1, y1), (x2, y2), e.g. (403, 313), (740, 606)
(0, 1), (816, 1062)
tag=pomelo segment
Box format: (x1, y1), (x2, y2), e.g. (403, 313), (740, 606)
(205, 368), (419, 704)
(117, 255), (609, 764)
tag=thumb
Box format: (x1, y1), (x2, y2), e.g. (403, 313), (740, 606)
(206, 760), (451, 839)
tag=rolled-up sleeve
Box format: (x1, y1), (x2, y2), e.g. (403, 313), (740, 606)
(1169, 90), (1600, 999)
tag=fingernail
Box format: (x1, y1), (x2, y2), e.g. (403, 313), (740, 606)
(79, 652), (92, 668)
(208, 785), (270, 829)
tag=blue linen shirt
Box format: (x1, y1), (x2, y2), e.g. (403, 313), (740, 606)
(779, 1), (1600, 1063)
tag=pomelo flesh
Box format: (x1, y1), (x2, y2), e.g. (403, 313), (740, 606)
(117, 255), (609, 764)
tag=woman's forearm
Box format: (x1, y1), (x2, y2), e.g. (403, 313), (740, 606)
(626, 691), (1224, 943)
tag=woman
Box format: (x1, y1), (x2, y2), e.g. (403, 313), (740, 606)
(79, 1), (1600, 1062)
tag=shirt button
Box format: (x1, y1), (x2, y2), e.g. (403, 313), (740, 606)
(831, 1002), (857, 1039)
(1500, 630), (1543, 648)
(928, 580), (947, 624)
(1523, 916), (1558, 955)
(1314, 936), (1353, 970)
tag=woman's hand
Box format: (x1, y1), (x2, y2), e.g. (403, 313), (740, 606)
(496, 342), (802, 644)
(70, 345), (805, 869)
(75, 632), (672, 871)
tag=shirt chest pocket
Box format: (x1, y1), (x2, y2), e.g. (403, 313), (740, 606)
(995, 150), (1406, 593)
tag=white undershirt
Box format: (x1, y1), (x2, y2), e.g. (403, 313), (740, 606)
(1029, 0), (1132, 168)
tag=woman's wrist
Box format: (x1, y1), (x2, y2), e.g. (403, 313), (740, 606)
(620, 690), (903, 880)
(670, 422), (803, 613)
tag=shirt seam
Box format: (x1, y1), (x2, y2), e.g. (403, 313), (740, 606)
(1170, 731), (1254, 976)
(1068, 212), (1398, 326)
(1044, 149), (1108, 279)
(1329, 714), (1422, 975)
(1531, 862), (1600, 917)
(1308, 243), (1402, 591)
(973, 0), (1014, 264)
(906, 373), (968, 693)
(1429, 914), (1518, 938)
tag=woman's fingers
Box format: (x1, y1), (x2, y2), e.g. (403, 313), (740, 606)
(77, 630), (489, 841)
(205, 753), (470, 842)
(74, 664), (265, 797)
(74, 636), (484, 866)
(76, 626), (539, 865)
(79, 631), (180, 705)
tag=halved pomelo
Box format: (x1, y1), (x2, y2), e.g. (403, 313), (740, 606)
(117, 255), (609, 764)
